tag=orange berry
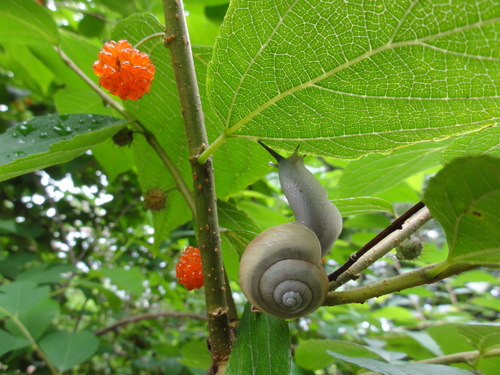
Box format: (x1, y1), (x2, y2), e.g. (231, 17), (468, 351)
(176, 246), (204, 290)
(92, 40), (155, 100)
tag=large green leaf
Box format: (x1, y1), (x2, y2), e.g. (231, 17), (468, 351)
(335, 140), (451, 198)
(0, 0), (60, 45)
(39, 331), (99, 371)
(424, 155), (500, 266)
(5, 298), (59, 341)
(0, 114), (127, 182)
(0, 281), (50, 317)
(0, 329), (30, 357)
(225, 304), (291, 375)
(208, 0), (500, 159)
(441, 126), (500, 164)
(327, 351), (474, 375)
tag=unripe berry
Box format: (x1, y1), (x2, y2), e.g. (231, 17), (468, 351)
(143, 188), (166, 212)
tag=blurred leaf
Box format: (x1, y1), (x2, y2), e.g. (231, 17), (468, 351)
(335, 140), (450, 198)
(0, 281), (50, 317)
(178, 340), (212, 370)
(5, 298), (59, 341)
(102, 267), (145, 295)
(424, 156), (500, 266)
(225, 304), (291, 375)
(295, 339), (383, 371)
(332, 197), (395, 216)
(0, 114), (128, 182)
(39, 331), (99, 371)
(0, 0), (60, 45)
(457, 324), (500, 353)
(441, 127), (500, 164)
(469, 296), (500, 312)
(78, 15), (106, 38)
(371, 306), (417, 325)
(0, 329), (30, 357)
(327, 351), (474, 375)
(405, 331), (444, 357)
(427, 324), (476, 355)
(16, 264), (75, 284)
(208, 0), (500, 158)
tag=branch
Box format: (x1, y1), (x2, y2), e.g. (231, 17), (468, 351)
(94, 311), (206, 336)
(329, 205), (432, 291)
(324, 261), (478, 306)
(54, 45), (196, 217)
(328, 202), (426, 282)
(162, 0), (233, 364)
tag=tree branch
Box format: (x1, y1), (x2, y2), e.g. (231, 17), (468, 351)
(324, 261), (477, 306)
(162, 0), (234, 365)
(329, 205), (432, 291)
(94, 311), (206, 336)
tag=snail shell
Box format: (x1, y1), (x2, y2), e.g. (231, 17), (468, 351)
(239, 222), (329, 319)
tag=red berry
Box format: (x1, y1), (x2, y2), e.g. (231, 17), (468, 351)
(176, 246), (204, 290)
(92, 40), (155, 100)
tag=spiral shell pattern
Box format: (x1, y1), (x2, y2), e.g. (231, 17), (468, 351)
(239, 222), (329, 319)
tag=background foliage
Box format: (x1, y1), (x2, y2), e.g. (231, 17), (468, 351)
(0, 0), (499, 374)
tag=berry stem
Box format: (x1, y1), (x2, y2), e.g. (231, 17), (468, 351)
(134, 32), (165, 50)
(162, 0), (234, 365)
(55, 45), (197, 218)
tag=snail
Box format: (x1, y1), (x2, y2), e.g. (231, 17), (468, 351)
(239, 142), (342, 319)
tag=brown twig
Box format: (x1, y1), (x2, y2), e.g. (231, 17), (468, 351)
(328, 201), (426, 283)
(95, 311), (207, 336)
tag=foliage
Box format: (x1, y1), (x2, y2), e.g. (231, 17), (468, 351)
(0, 0), (499, 374)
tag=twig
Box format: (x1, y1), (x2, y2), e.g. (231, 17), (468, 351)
(95, 310), (207, 336)
(162, 0), (234, 365)
(329, 205), (432, 290)
(324, 261), (478, 306)
(328, 201), (426, 283)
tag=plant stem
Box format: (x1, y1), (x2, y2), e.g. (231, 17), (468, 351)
(162, 0), (233, 366)
(0, 307), (58, 375)
(197, 131), (229, 164)
(329, 205), (432, 291)
(134, 32), (165, 49)
(54, 45), (197, 217)
(324, 262), (477, 306)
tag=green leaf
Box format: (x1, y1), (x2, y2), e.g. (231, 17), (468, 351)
(39, 331), (99, 371)
(469, 296), (500, 312)
(208, 0), (500, 159)
(5, 298), (59, 341)
(0, 329), (30, 357)
(178, 340), (212, 370)
(335, 140), (451, 198)
(295, 340), (383, 371)
(0, 281), (50, 317)
(371, 306), (417, 326)
(405, 331), (444, 357)
(327, 351), (474, 375)
(332, 197), (395, 216)
(0, 114), (128, 182)
(102, 267), (145, 295)
(424, 155), (500, 266)
(456, 324), (500, 353)
(225, 304), (291, 375)
(16, 264), (75, 284)
(0, 0), (60, 45)
(441, 126), (500, 163)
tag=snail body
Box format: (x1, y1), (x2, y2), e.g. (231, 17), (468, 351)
(239, 142), (342, 319)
